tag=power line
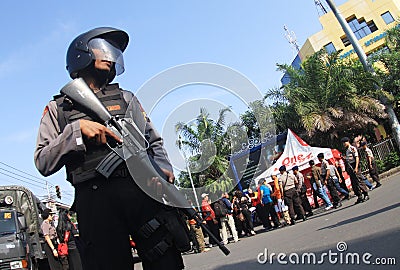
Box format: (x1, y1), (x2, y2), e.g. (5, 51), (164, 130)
(0, 161), (74, 200)
(0, 167), (47, 189)
(0, 171), (46, 190)
(0, 161), (47, 184)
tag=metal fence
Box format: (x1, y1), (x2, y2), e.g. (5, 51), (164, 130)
(358, 138), (398, 173)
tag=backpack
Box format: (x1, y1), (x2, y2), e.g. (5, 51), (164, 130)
(213, 199), (229, 218)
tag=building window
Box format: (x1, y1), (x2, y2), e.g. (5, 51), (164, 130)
(341, 16), (379, 46)
(324, 42), (336, 54)
(341, 36), (351, 47)
(381, 11), (395, 25)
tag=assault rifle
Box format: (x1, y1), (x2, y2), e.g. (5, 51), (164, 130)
(60, 78), (230, 256)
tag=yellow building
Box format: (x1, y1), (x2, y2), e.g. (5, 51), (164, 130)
(282, 0), (400, 84)
(299, 0), (400, 60)
(301, 0), (400, 61)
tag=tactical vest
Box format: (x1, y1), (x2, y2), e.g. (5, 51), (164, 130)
(54, 83), (128, 185)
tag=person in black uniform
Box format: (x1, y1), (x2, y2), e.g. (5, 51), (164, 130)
(34, 27), (189, 270)
(56, 210), (83, 270)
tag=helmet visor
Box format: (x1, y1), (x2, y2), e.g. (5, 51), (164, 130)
(88, 38), (125, 75)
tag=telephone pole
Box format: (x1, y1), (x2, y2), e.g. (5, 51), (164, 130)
(324, 0), (400, 150)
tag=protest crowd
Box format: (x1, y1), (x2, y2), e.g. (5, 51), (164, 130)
(185, 135), (382, 254)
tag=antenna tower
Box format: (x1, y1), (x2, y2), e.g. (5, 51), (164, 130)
(283, 25), (300, 55)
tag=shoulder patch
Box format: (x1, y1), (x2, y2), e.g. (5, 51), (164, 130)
(137, 100), (150, 122)
(41, 106), (49, 119)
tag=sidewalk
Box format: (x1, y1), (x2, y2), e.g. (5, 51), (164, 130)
(378, 165), (400, 179)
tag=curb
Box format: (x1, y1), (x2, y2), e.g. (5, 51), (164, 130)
(378, 166), (400, 180)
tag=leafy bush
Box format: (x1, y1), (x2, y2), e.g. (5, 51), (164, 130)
(377, 152), (400, 173)
(376, 159), (386, 173)
(384, 151), (400, 170)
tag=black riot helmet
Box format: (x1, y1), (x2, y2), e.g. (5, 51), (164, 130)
(66, 27), (129, 82)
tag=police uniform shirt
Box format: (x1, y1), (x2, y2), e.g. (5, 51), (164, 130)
(345, 145), (358, 165)
(34, 86), (173, 178)
(278, 171), (296, 191)
(365, 147), (374, 159)
(41, 220), (57, 240)
(295, 171), (304, 191)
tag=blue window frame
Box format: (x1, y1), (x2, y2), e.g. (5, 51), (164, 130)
(341, 16), (378, 46)
(381, 11), (395, 25)
(324, 42), (336, 54)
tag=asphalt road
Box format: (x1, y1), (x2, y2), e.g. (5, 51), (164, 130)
(182, 173), (400, 270)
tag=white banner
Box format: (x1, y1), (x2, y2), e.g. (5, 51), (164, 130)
(255, 129), (333, 181)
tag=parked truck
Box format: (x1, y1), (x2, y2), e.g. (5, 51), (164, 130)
(0, 185), (49, 270)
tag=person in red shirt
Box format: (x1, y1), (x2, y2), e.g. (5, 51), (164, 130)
(201, 193), (222, 246)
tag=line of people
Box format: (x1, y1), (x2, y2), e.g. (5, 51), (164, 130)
(187, 136), (383, 251)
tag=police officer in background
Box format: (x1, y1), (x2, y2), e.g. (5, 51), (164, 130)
(341, 137), (369, 204)
(34, 27), (189, 270)
(278, 165), (306, 225)
(360, 141), (382, 188)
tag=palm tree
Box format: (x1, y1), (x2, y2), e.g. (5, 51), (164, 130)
(373, 24), (400, 117)
(175, 107), (239, 199)
(265, 50), (387, 142)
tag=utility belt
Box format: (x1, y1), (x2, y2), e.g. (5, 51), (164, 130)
(134, 208), (191, 262)
(284, 187), (296, 193)
(69, 163), (131, 185)
(345, 162), (356, 172)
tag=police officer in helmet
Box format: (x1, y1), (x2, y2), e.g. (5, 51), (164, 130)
(34, 27), (188, 270)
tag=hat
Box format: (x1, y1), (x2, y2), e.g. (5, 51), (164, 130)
(292, 166), (299, 171)
(41, 208), (55, 219)
(279, 165), (286, 172)
(341, 137), (350, 143)
(201, 193), (209, 199)
(360, 141), (367, 146)
(317, 153), (324, 159)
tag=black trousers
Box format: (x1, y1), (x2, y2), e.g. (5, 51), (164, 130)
(74, 177), (184, 270)
(346, 163), (368, 198)
(261, 202), (280, 228)
(284, 188), (305, 222)
(241, 208), (254, 232)
(43, 243), (63, 270)
(299, 190), (312, 213)
(255, 203), (270, 228)
(205, 219), (222, 245)
(67, 247), (83, 270)
(369, 161), (380, 184)
(325, 177), (341, 206)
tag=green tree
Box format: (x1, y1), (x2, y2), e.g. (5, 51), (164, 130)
(175, 107), (238, 195)
(239, 100), (278, 139)
(373, 24), (400, 117)
(265, 50), (386, 145)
